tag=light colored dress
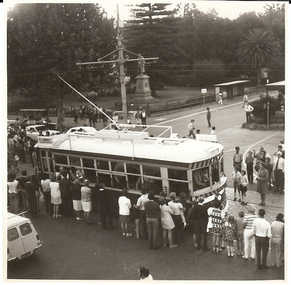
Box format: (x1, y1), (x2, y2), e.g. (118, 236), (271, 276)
(160, 204), (175, 230)
(50, 182), (62, 205)
(81, 186), (92, 212)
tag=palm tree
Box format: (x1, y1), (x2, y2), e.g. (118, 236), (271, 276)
(237, 28), (281, 85)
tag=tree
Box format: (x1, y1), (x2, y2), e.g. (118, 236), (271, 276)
(193, 58), (225, 86)
(7, 3), (116, 97)
(124, 3), (182, 96)
(236, 28), (281, 85)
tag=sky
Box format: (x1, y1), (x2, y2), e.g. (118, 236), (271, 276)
(98, 1), (278, 21)
(3, 1), (284, 20)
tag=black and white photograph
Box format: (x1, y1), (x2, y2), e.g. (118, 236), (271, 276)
(3, 0), (288, 282)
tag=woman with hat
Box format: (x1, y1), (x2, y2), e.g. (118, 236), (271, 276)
(256, 162), (269, 206)
(270, 213), (284, 267)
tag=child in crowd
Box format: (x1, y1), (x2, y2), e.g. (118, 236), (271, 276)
(231, 166), (242, 201)
(245, 151), (254, 183)
(222, 215), (237, 257)
(239, 170), (248, 205)
(235, 211), (245, 256)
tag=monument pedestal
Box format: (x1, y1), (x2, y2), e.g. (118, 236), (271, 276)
(134, 74), (153, 103)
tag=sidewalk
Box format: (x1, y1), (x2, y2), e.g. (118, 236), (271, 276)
(225, 187), (284, 224)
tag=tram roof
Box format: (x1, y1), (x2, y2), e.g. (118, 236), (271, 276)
(36, 125), (223, 165)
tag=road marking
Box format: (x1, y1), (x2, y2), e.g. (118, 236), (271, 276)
(154, 117), (168, 121)
(154, 92), (278, 126)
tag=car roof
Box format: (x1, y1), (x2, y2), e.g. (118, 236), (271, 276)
(7, 212), (31, 228)
(26, 125), (46, 128)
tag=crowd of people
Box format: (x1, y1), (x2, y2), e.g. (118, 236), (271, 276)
(6, 163), (284, 270)
(231, 142), (285, 206)
(7, 119), (38, 174)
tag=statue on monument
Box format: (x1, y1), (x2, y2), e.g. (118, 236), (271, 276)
(137, 54), (145, 75)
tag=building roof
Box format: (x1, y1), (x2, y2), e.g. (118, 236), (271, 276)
(265, 80), (285, 90)
(214, 80), (250, 87)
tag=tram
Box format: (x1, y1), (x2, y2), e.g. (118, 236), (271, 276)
(35, 124), (227, 209)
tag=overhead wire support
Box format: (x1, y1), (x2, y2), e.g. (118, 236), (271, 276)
(75, 3), (158, 123)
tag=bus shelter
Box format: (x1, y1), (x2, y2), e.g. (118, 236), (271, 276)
(265, 80), (285, 95)
(214, 80), (250, 100)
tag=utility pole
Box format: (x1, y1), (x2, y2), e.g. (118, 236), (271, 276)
(116, 6), (127, 122)
(76, 4), (158, 123)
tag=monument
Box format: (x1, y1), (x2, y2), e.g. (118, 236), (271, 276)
(134, 55), (153, 102)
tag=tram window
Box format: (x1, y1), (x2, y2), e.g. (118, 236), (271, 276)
(83, 158), (95, 168)
(111, 161), (124, 173)
(112, 175), (127, 189)
(141, 177), (162, 195)
(69, 156), (81, 166)
(169, 181), (189, 196)
(192, 167), (210, 191)
(97, 173), (112, 187)
(142, 165), (160, 177)
(96, 160), (109, 170)
(168, 169), (187, 181)
(54, 154), (68, 165)
(84, 169), (96, 183)
(126, 164), (140, 174)
(212, 162), (220, 183)
(41, 158), (49, 172)
(40, 150), (47, 158)
(128, 174), (140, 190)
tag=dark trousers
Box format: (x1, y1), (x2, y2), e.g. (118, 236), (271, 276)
(61, 192), (72, 217)
(255, 236), (269, 266)
(172, 215), (185, 244)
(100, 209), (113, 229)
(43, 191), (52, 213)
(246, 163), (254, 183)
(28, 195), (37, 218)
(139, 210), (148, 239)
(233, 162), (242, 173)
(246, 112), (252, 123)
(146, 218), (159, 248)
(207, 118), (211, 128)
(18, 190), (23, 209)
(194, 221), (208, 250)
(274, 169), (284, 192)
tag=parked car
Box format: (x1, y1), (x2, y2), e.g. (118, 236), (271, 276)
(26, 125), (60, 141)
(20, 119), (58, 130)
(7, 212), (42, 261)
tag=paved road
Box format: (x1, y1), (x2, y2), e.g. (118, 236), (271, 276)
(6, 91), (285, 282)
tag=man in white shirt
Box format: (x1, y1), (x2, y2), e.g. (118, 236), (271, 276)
(136, 188), (149, 239)
(273, 152), (284, 193)
(251, 208), (272, 269)
(244, 102), (254, 123)
(118, 189), (132, 237)
(187, 119), (196, 139)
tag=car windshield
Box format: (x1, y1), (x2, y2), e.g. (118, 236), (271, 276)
(35, 126), (49, 131)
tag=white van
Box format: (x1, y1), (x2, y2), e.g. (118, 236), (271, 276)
(7, 212), (42, 261)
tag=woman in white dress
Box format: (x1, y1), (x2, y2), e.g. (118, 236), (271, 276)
(160, 199), (177, 249)
(50, 174), (62, 218)
(81, 179), (93, 224)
